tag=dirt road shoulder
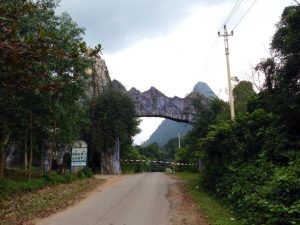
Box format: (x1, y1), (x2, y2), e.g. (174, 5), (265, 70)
(167, 174), (209, 225)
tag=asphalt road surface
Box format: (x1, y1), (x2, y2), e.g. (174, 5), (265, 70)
(37, 173), (174, 225)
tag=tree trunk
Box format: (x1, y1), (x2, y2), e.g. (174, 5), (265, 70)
(29, 112), (33, 180)
(0, 135), (10, 179)
(0, 150), (4, 179)
(113, 138), (121, 174)
(24, 139), (28, 170)
(49, 143), (53, 171)
(100, 149), (113, 174)
(100, 138), (121, 175)
(49, 119), (57, 172)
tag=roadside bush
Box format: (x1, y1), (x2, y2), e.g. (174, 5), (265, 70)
(199, 111), (300, 225)
(77, 170), (87, 179)
(64, 172), (78, 183)
(0, 178), (47, 199)
(0, 169), (94, 199)
(81, 167), (94, 178)
(121, 162), (135, 174)
(43, 172), (66, 184)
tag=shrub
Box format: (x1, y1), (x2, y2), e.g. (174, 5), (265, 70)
(0, 168), (94, 200)
(64, 172), (78, 183)
(81, 167), (93, 178)
(43, 172), (66, 184)
(77, 170), (87, 179)
(199, 109), (300, 224)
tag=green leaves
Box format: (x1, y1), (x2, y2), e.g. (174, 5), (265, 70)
(181, 4), (300, 225)
(90, 88), (140, 153)
(0, 0), (100, 178)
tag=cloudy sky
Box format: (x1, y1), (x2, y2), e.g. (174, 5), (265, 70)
(57, 0), (294, 144)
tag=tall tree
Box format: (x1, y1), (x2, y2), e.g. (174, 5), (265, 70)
(255, 5), (300, 135)
(0, 0), (97, 178)
(233, 81), (256, 115)
(90, 88), (140, 174)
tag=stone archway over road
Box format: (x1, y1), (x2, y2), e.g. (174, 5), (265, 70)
(111, 80), (200, 124)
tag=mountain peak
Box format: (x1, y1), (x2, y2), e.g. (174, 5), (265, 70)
(193, 82), (216, 98)
(143, 81), (216, 147)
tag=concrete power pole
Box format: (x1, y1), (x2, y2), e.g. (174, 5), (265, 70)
(218, 25), (235, 121)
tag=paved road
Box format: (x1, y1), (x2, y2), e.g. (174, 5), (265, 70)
(37, 173), (174, 225)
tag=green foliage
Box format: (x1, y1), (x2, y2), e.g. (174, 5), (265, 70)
(77, 170), (87, 179)
(177, 172), (241, 225)
(81, 167), (94, 178)
(140, 143), (163, 160)
(0, 168), (94, 199)
(0, 179), (47, 199)
(90, 88), (140, 153)
(182, 5), (300, 225)
(121, 146), (146, 173)
(0, 0), (101, 178)
(233, 81), (256, 115)
(256, 5), (300, 135)
(198, 107), (300, 224)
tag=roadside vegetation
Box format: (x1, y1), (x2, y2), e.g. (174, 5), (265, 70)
(0, 0), (140, 178)
(0, 168), (93, 199)
(176, 172), (241, 225)
(0, 168), (101, 225)
(174, 5), (300, 225)
(0, 1), (299, 225)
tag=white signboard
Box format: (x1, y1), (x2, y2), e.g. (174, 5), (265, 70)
(71, 141), (87, 167)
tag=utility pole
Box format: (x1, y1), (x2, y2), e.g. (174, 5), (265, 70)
(178, 132), (181, 149)
(218, 25), (235, 121)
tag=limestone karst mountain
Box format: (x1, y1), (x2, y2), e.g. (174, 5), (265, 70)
(142, 82), (216, 147)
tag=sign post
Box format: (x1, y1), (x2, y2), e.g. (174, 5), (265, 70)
(71, 140), (87, 172)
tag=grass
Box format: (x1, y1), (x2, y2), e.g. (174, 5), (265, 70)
(0, 177), (103, 225)
(0, 168), (93, 199)
(175, 172), (242, 225)
(0, 168), (101, 225)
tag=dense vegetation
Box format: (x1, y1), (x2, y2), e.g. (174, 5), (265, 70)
(0, 0), (98, 179)
(0, 168), (93, 199)
(177, 5), (300, 225)
(0, 0), (139, 180)
(0, 1), (299, 224)
(87, 88), (140, 174)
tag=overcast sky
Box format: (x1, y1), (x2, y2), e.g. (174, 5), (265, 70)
(57, 0), (294, 145)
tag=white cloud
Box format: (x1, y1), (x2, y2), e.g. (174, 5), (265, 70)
(105, 0), (292, 144)
(58, 0), (293, 145)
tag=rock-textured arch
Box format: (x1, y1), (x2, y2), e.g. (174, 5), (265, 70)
(111, 80), (198, 124)
(128, 87), (197, 123)
(87, 55), (200, 124)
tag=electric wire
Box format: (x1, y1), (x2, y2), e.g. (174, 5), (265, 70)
(204, 0), (257, 84)
(232, 0), (259, 30)
(200, 35), (220, 77)
(223, 0), (244, 26)
(218, 0), (244, 32)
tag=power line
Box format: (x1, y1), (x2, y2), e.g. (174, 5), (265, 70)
(218, 0), (245, 32)
(223, 0), (244, 26)
(200, 35), (220, 76)
(232, 0), (259, 30)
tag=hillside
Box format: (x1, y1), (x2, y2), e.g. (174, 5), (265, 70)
(143, 82), (216, 146)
